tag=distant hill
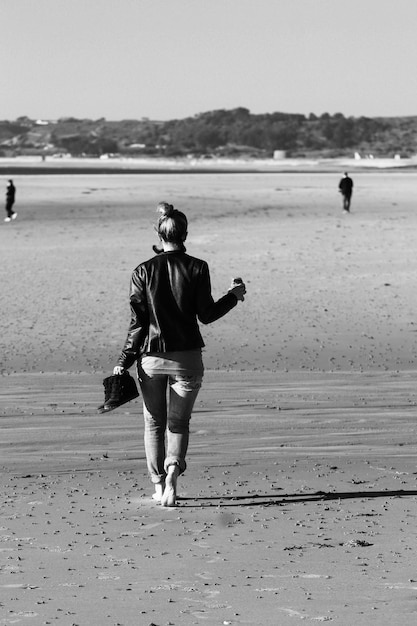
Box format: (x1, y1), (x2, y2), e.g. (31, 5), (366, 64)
(1, 109), (416, 158)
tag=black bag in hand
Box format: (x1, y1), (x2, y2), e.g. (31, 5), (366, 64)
(98, 371), (139, 413)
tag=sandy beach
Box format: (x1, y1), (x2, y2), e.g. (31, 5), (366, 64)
(2, 169), (417, 625)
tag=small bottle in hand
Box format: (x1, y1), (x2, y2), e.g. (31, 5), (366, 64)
(229, 277), (246, 301)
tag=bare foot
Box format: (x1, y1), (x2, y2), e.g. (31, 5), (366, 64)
(161, 465), (179, 507)
(152, 482), (165, 502)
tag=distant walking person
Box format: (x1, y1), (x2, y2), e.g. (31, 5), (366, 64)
(338, 172), (353, 212)
(4, 179), (17, 222)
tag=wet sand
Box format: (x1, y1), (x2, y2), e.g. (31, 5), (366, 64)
(1, 172), (417, 624)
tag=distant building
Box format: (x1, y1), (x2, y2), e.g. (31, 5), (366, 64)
(127, 143), (146, 150)
(273, 150), (286, 160)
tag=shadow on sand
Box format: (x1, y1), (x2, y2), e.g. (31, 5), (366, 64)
(178, 489), (417, 508)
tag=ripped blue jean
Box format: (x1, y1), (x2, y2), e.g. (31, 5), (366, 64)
(137, 365), (203, 484)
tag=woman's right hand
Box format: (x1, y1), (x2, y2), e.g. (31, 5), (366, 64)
(113, 366), (125, 375)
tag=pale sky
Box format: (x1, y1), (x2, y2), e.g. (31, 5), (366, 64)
(2, 0), (417, 121)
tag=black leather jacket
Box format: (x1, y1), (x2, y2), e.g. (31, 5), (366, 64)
(117, 250), (237, 369)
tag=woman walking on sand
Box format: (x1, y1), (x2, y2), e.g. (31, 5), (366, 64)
(113, 202), (246, 507)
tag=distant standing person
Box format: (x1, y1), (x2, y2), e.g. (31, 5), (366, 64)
(4, 179), (17, 222)
(338, 172), (353, 212)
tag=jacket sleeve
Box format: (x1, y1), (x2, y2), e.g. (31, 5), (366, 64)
(117, 268), (149, 369)
(196, 261), (237, 325)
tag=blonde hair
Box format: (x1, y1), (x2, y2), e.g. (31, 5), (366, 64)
(156, 202), (188, 244)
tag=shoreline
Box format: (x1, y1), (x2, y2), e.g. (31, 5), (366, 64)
(1, 155), (417, 175)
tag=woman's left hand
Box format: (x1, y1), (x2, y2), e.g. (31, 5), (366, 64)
(113, 366), (125, 375)
(229, 278), (246, 302)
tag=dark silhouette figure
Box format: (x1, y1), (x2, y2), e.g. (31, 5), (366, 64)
(5, 180), (17, 222)
(338, 172), (353, 212)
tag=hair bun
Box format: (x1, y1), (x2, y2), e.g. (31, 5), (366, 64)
(157, 201), (174, 217)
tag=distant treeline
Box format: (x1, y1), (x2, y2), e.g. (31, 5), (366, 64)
(1, 108), (417, 158)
